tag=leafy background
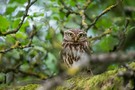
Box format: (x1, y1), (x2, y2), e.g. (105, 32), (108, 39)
(0, 0), (135, 88)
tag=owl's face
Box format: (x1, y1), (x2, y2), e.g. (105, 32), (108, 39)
(63, 29), (87, 43)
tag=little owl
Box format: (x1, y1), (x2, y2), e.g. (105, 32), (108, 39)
(61, 29), (91, 67)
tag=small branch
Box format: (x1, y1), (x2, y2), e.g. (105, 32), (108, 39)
(60, 0), (94, 29)
(90, 51), (135, 64)
(86, 2), (119, 31)
(60, 0), (79, 17)
(0, 60), (48, 79)
(60, 0), (72, 12)
(60, 0), (120, 31)
(83, 0), (92, 10)
(0, 0), (37, 36)
(2, 68), (47, 79)
(111, 19), (129, 52)
(76, 1), (95, 29)
(90, 28), (112, 41)
(79, 10), (88, 29)
(0, 39), (33, 54)
(0, 23), (37, 54)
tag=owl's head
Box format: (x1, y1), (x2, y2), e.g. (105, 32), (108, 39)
(63, 29), (87, 43)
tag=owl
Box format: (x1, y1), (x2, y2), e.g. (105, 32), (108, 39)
(61, 29), (91, 67)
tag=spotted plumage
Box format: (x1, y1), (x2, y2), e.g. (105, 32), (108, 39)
(61, 29), (91, 67)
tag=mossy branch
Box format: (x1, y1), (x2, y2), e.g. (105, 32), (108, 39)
(37, 51), (135, 90)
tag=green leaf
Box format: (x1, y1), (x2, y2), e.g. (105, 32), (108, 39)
(94, 35), (118, 52)
(0, 15), (9, 31)
(44, 52), (57, 74)
(46, 28), (55, 40)
(8, 50), (20, 59)
(6, 7), (16, 15)
(59, 12), (66, 19)
(5, 2), (18, 14)
(15, 32), (27, 40)
(96, 18), (112, 28)
(69, 0), (76, 6)
(20, 21), (29, 32)
(5, 35), (16, 45)
(0, 41), (6, 48)
(107, 64), (119, 70)
(99, 36), (118, 52)
(15, 11), (24, 17)
(56, 33), (62, 42)
(20, 63), (30, 71)
(12, 19), (20, 28)
(0, 73), (5, 82)
(34, 46), (46, 53)
(10, 0), (27, 4)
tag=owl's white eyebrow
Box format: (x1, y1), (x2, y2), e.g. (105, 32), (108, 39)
(64, 31), (74, 35)
(78, 32), (86, 35)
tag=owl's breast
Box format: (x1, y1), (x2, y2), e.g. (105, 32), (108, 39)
(62, 44), (86, 67)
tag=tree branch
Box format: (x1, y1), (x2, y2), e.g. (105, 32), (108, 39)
(86, 1), (120, 31)
(2, 68), (47, 79)
(0, 24), (37, 54)
(37, 50), (135, 90)
(90, 28), (112, 41)
(90, 51), (135, 64)
(111, 19), (129, 52)
(0, 0), (37, 36)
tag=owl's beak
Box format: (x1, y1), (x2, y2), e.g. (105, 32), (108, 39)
(74, 37), (78, 42)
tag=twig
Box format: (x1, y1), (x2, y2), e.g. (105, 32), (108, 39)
(83, 0), (92, 10)
(2, 68), (47, 79)
(60, 0), (94, 29)
(90, 51), (135, 64)
(79, 10), (88, 29)
(0, 38), (33, 54)
(86, 2), (119, 31)
(0, 35), (33, 54)
(0, 23), (37, 54)
(90, 28), (112, 41)
(60, 0), (78, 17)
(111, 19), (129, 52)
(0, 0), (37, 36)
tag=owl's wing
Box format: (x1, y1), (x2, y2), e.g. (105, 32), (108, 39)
(83, 44), (94, 74)
(84, 45), (93, 56)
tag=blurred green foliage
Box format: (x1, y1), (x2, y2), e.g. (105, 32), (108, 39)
(0, 0), (135, 87)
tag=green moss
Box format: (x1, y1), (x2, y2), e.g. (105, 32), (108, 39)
(88, 70), (123, 90)
(13, 84), (39, 90)
(129, 62), (135, 68)
(56, 65), (126, 90)
(0, 84), (39, 90)
(11, 62), (135, 90)
(88, 70), (117, 87)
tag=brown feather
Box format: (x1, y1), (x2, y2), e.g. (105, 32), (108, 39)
(61, 29), (91, 67)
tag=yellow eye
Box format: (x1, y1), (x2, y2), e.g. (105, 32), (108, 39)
(67, 33), (72, 36)
(79, 33), (86, 37)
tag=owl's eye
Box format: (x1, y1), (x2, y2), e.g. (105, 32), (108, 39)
(67, 33), (73, 36)
(79, 33), (86, 37)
